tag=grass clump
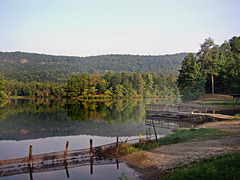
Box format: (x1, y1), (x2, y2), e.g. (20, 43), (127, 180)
(119, 143), (139, 155)
(134, 140), (159, 151)
(162, 152), (240, 180)
(235, 113), (240, 119)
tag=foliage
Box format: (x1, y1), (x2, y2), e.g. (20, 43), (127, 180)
(4, 80), (66, 98)
(121, 146), (139, 155)
(162, 152), (240, 180)
(178, 36), (240, 101)
(235, 113), (240, 119)
(177, 53), (206, 101)
(134, 140), (159, 151)
(0, 75), (7, 99)
(0, 52), (187, 83)
(65, 72), (179, 99)
(2, 70), (179, 99)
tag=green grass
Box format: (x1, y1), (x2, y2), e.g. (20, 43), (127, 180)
(132, 128), (235, 151)
(120, 128), (238, 155)
(194, 100), (240, 106)
(162, 152), (240, 180)
(119, 143), (140, 155)
(235, 113), (240, 119)
(158, 128), (229, 145)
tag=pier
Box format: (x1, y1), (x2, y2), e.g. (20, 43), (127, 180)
(145, 104), (235, 120)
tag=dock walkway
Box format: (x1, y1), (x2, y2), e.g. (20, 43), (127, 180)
(145, 104), (234, 120)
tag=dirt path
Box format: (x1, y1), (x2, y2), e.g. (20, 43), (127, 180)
(121, 120), (240, 180)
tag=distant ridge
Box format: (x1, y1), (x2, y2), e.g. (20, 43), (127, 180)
(0, 51), (189, 82)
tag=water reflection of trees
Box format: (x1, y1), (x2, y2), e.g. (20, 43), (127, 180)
(0, 100), (8, 122)
(65, 99), (145, 123)
(0, 98), (176, 140)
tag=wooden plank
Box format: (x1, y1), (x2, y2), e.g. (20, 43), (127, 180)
(146, 109), (234, 120)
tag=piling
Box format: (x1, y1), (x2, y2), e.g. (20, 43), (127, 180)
(28, 145), (32, 164)
(139, 133), (141, 144)
(90, 139), (93, 157)
(116, 137), (119, 153)
(152, 120), (158, 142)
(64, 141), (69, 160)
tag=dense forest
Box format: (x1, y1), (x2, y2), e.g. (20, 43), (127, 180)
(177, 36), (240, 101)
(66, 72), (179, 99)
(0, 52), (187, 82)
(0, 52), (185, 99)
(1, 36), (239, 101)
(1, 72), (179, 99)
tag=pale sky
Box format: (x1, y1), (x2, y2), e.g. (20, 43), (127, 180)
(0, 0), (239, 57)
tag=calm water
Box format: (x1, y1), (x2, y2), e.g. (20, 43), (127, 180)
(0, 98), (179, 180)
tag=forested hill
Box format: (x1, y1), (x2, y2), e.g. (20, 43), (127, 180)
(0, 51), (188, 82)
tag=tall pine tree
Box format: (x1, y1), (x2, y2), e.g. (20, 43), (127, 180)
(177, 53), (206, 101)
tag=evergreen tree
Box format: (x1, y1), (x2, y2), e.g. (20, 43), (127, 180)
(177, 53), (206, 101)
(197, 38), (220, 95)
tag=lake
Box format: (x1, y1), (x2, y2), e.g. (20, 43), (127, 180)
(0, 98), (179, 180)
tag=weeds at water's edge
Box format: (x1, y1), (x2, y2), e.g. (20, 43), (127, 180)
(235, 113), (240, 119)
(161, 152), (240, 180)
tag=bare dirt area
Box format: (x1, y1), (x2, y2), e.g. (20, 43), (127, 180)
(121, 120), (240, 180)
(199, 120), (240, 133)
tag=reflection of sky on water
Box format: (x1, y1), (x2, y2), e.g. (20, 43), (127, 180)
(0, 162), (140, 180)
(0, 134), (164, 160)
(0, 99), (175, 180)
(0, 135), (123, 160)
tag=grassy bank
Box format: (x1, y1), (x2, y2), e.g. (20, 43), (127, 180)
(117, 127), (239, 179)
(162, 152), (240, 180)
(118, 127), (236, 154)
(133, 128), (234, 151)
(194, 100), (240, 106)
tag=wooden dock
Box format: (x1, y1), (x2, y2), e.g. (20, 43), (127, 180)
(145, 104), (235, 120)
(145, 116), (205, 129)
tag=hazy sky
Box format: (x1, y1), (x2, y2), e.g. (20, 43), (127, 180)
(0, 0), (239, 57)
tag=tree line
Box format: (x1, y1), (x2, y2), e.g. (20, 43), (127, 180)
(177, 36), (240, 101)
(0, 72), (179, 99)
(66, 72), (179, 99)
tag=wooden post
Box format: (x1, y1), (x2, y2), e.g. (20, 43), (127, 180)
(28, 164), (33, 180)
(139, 133), (141, 144)
(90, 156), (93, 174)
(116, 137), (119, 153)
(90, 139), (93, 157)
(152, 120), (158, 142)
(64, 160), (70, 178)
(64, 141), (69, 160)
(29, 145), (32, 164)
(116, 159), (119, 169)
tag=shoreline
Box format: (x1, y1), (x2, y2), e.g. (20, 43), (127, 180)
(120, 119), (240, 179)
